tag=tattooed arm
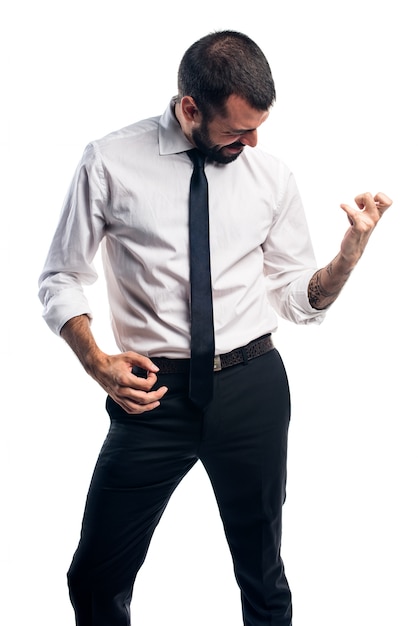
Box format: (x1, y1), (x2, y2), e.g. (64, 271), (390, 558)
(308, 191), (392, 310)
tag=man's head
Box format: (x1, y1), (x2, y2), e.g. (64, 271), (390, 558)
(175, 31), (276, 164)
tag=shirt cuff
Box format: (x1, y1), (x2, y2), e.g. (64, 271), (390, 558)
(41, 288), (93, 336)
(287, 270), (327, 325)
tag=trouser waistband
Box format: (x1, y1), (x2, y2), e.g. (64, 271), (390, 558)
(146, 334), (274, 374)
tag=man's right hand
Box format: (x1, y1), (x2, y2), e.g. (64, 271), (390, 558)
(60, 315), (168, 414)
(89, 351), (168, 414)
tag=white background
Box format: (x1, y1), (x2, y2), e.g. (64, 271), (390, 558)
(2, 1), (417, 625)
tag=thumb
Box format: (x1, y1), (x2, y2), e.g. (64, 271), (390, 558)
(340, 202), (359, 226)
(126, 351), (160, 373)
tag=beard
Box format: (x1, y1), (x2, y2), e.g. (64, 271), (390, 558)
(191, 118), (245, 164)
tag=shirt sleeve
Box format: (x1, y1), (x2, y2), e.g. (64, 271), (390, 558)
(262, 167), (327, 325)
(38, 143), (107, 335)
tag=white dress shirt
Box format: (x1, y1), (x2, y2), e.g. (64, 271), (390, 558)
(38, 101), (326, 358)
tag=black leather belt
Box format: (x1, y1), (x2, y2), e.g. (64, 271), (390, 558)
(145, 334), (274, 375)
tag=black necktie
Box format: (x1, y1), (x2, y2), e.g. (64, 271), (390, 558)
(187, 149), (215, 408)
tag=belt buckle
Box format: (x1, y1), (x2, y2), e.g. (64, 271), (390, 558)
(213, 355), (222, 371)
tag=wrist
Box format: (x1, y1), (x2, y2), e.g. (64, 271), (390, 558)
(83, 348), (109, 378)
(60, 314), (107, 377)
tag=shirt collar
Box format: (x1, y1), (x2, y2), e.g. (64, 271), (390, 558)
(158, 98), (194, 156)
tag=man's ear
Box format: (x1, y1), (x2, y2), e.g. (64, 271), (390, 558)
(181, 96), (201, 123)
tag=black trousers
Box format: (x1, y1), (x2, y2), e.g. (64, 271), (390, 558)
(67, 348), (292, 625)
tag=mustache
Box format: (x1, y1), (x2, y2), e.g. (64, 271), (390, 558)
(227, 141), (245, 149)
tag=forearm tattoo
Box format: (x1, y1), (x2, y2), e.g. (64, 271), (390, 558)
(308, 263), (339, 310)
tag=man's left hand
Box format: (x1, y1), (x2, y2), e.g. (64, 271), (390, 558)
(339, 191), (392, 267)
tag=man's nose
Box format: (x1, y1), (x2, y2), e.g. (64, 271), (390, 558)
(240, 130), (258, 147)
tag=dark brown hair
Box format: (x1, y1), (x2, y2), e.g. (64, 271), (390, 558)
(177, 31), (276, 119)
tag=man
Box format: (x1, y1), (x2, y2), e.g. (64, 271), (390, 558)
(38, 30), (391, 626)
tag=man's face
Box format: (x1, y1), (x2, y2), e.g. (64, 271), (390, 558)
(191, 94), (269, 164)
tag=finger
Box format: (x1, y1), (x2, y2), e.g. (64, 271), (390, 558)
(353, 192), (376, 212)
(115, 385), (169, 414)
(131, 386), (169, 413)
(140, 386), (169, 404)
(120, 398), (163, 415)
(339, 202), (359, 225)
(133, 400), (163, 414)
(125, 351), (160, 373)
(341, 190), (386, 223)
(374, 191), (392, 210)
(127, 369), (160, 391)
